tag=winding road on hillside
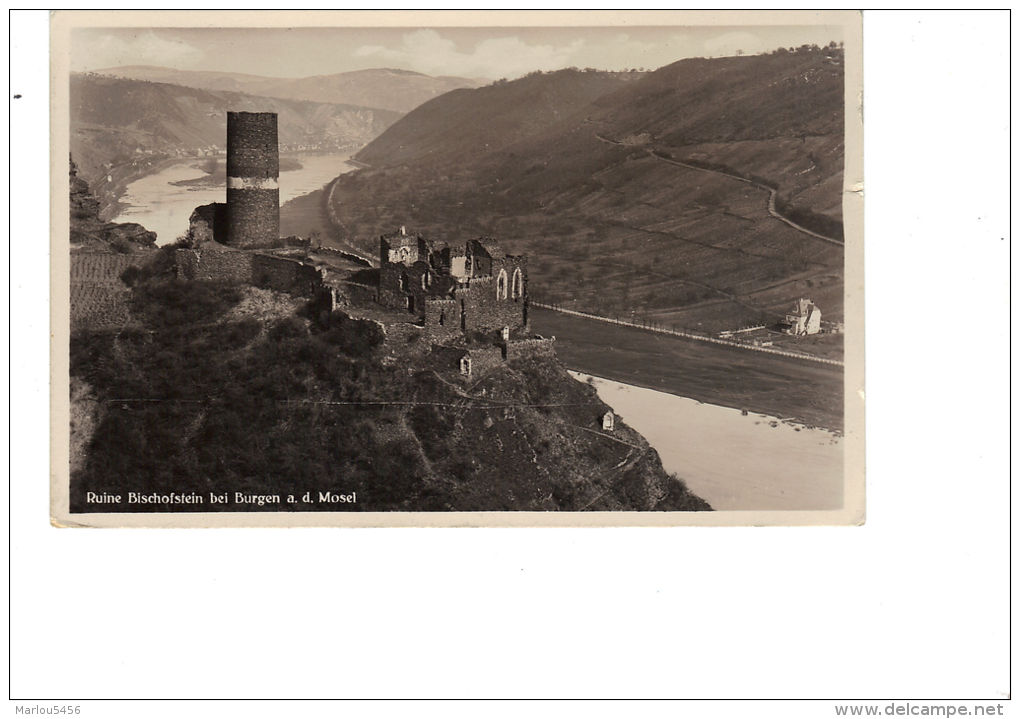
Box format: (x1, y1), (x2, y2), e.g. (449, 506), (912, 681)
(594, 133), (844, 247)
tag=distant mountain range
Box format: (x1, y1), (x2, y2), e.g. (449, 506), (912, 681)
(310, 46), (847, 334)
(92, 65), (481, 113)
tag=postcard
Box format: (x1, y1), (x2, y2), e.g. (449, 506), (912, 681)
(51, 10), (864, 526)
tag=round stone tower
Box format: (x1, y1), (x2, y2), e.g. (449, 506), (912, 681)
(226, 111), (279, 248)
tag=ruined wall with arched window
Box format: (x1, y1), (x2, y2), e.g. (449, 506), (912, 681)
(496, 268), (508, 300)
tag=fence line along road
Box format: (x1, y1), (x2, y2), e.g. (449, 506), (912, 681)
(531, 302), (844, 368)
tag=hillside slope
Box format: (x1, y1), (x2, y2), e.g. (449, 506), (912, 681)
(95, 66), (480, 113)
(355, 69), (644, 167)
(310, 47), (846, 335)
(69, 273), (710, 512)
(71, 73), (402, 216)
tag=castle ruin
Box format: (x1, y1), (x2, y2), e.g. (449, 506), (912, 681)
(377, 227), (529, 340)
(170, 111), (551, 380)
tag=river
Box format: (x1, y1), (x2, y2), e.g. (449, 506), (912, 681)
(572, 372), (844, 511)
(113, 152), (357, 246)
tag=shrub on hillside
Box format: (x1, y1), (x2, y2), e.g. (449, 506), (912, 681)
(131, 279), (243, 328)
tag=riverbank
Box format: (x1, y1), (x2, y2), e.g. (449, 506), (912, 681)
(573, 372), (843, 511)
(91, 156), (182, 220)
(113, 152), (358, 246)
(531, 306), (843, 432)
(170, 156), (305, 188)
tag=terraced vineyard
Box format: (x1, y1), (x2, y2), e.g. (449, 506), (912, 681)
(70, 252), (152, 331)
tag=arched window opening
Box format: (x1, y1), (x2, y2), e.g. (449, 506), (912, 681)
(399, 272), (408, 291)
(496, 269), (508, 300)
(511, 268), (523, 301)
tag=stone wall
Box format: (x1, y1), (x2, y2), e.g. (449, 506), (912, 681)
(504, 337), (556, 362)
(457, 275), (527, 335)
(313, 245), (372, 267)
(464, 346), (504, 378)
(380, 321), (424, 348)
(174, 246), (255, 283)
(377, 261), (415, 312)
(378, 259), (457, 318)
(173, 248), (331, 306)
(252, 253), (322, 298)
(423, 298), (461, 342)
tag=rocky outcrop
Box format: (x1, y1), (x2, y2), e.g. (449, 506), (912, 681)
(69, 157), (156, 251)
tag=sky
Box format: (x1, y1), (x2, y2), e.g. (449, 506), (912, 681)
(71, 25), (843, 80)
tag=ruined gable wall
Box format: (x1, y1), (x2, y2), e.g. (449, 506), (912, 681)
(188, 203), (228, 246)
(497, 256), (528, 300)
(377, 263), (408, 310)
(378, 259), (455, 318)
(459, 275), (526, 334)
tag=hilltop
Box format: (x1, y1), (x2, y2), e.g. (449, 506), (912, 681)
(70, 73), (402, 217)
(306, 47), (846, 337)
(93, 65), (480, 113)
(70, 279), (710, 512)
(68, 259), (710, 513)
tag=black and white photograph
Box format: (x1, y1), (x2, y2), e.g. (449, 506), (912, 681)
(53, 10), (863, 525)
(13, 9), (1010, 709)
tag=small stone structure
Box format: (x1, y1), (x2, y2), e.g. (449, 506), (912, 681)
(457, 346), (504, 379)
(602, 411), (615, 432)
